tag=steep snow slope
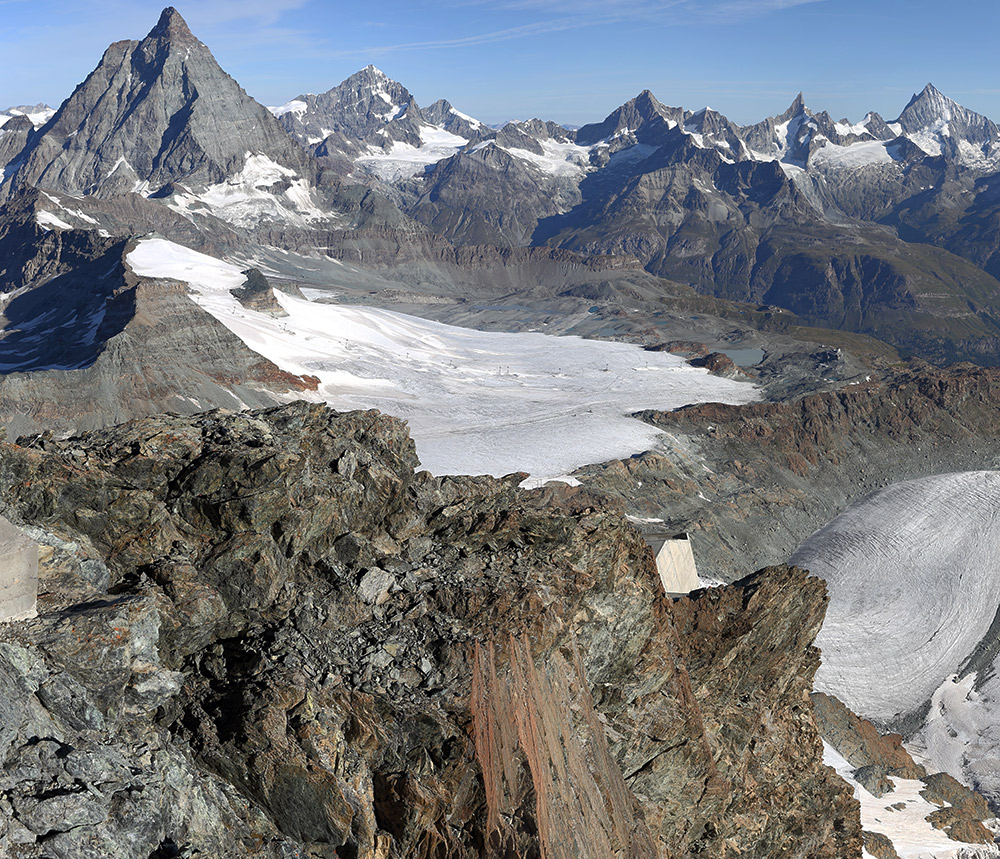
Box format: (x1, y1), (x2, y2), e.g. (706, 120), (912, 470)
(790, 472), (1000, 725)
(127, 238), (758, 484)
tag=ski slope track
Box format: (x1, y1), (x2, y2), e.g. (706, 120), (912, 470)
(127, 238), (758, 484)
(790, 472), (1000, 726)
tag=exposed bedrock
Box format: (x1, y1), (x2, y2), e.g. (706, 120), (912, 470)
(0, 402), (858, 858)
(578, 363), (1000, 582)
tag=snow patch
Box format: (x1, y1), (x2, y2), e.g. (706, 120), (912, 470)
(269, 99), (308, 118)
(35, 210), (73, 231)
(824, 742), (1000, 859)
(810, 139), (895, 168)
(2, 106), (55, 128)
(164, 152), (330, 228)
(834, 118), (871, 137)
(449, 106), (483, 128)
(504, 138), (593, 178)
(355, 126), (468, 180)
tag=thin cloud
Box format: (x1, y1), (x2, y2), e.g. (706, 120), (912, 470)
(358, 0), (827, 55)
(455, 0), (822, 19)
(190, 0), (312, 27)
(353, 18), (600, 54)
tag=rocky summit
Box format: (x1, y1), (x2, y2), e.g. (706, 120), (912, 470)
(0, 402), (859, 858)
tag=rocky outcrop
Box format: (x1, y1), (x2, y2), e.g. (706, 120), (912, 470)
(863, 831), (901, 859)
(230, 268), (288, 317)
(0, 402), (861, 857)
(920, 773), (995, 844)
(579, 363), (1000, 581)
(669, 566), (861, 858)
(0, 245), (320, 439)
(812, 692), (926, 783)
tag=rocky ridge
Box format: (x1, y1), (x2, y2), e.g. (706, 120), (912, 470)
(0, 402), (860, 858)
(577, 362), (1000, 582)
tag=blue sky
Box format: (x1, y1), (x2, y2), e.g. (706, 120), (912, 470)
(1, 0), (997, 126)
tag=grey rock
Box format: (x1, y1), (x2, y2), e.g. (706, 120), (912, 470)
(2, 8), (317, 204)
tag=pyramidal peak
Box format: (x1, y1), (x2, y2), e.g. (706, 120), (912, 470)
(0, 4), (316, 212)
(148, 6), (198, 44)
(778, 92), (808, 122)
(898, 82), (953, 118)
(894, 81), (999, 152)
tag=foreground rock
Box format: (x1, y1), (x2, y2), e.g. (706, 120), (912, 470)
(0, 402), (858, 857)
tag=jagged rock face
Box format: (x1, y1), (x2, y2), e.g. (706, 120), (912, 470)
(0, 403), (860, 857)
(575, 90), (684, 146)
(669, 566), (861, 858)
(896, 84), (1000, 154)
(1, 7), (315, 201)
(578, 363), (1000, 582)
(420, 99), (485, 139)
(277, 65), (425, 151)
(739, 94), (892, 164)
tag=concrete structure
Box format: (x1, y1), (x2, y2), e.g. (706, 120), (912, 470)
(649, 533), (700, 595)
(0, 515), (37, 621)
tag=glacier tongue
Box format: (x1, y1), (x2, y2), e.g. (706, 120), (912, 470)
(790, 472), (1000, 725)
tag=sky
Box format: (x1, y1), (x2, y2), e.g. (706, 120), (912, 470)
(1, 0), (998, 127)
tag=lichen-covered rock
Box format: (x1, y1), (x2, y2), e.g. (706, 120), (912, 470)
(0, 403), (863, 857)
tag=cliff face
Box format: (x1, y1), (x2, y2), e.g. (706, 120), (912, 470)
(0, 402), (857, 857)
(579, 363), (1000, 581)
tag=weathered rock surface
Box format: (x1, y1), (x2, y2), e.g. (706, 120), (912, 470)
(0, 402), (861, 857)
(579, 363), (1000, 582)
(920, 773), (995, 844)
(863, 830), (901, 859)
(812, 692), (925, 782)
(230, 268), (288, 317)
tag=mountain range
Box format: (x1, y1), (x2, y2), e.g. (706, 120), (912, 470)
(4, 10), (1000, 368)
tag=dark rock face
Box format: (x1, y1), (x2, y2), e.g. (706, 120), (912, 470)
(0, 8), (315, 202)
(0, 403), (860, 857)
(230, 268), (288, 317)
(409, 143), (580, 247)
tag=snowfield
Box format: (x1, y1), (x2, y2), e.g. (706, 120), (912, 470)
(355, 126), (469, 181)
(823, 743), (1000, 859)
(126, 238), (759, 484)
(791, 472), (1000, 724)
